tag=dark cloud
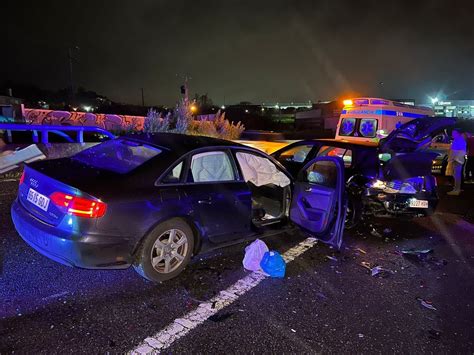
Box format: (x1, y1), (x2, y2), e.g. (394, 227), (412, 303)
(3, 0), (474, 105)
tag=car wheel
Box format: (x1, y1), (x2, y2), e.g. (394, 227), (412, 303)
(345, 197), (362, 230)
(133, 218), (194, 282)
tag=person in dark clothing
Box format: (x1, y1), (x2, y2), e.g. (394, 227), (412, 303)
(465, 132), (474, 183)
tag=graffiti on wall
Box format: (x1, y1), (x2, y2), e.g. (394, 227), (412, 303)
(24, 109), (145, 131)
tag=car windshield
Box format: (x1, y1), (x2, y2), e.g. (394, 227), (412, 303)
(72, 138), (161, 173)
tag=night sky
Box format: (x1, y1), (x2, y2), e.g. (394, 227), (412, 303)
(3, 0), (474, 106)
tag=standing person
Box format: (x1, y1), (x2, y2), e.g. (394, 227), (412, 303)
(465, 132), (474, 183)
(446, 129), (467, 195)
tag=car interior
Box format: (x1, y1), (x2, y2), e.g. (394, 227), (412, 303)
(160, 150), (292, 227)
(235, 151), (291, 226)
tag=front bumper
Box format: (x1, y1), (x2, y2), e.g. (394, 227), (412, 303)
(364, 189), (438, 217)
(11, 198), (134, 269)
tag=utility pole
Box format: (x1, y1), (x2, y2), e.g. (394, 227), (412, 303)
(177, 73), (191, 104)
(141, 88), (145, 106)
(68, 46), (80, 105)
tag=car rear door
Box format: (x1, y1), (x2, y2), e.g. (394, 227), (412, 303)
(180, 149), (252, 243)
(289, 156), (347, 249)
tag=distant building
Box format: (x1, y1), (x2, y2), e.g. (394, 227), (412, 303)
(0, 95), (24, 122)
(430, 100), (474, 119)
(294, 101), (343, 131)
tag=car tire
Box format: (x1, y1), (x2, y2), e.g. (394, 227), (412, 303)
(345, 196), (362, 230)
(133, 218), (195, 282)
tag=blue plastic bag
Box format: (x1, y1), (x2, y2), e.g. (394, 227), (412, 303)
(260, 251), (286, 278)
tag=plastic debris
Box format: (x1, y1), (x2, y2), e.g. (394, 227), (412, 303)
(358, 333), (364, 338)
(401, 248), (433, 257)
(354, 247), (367, 254)
(260, 251), (286, 278)
(326, 255), (338, 262)
(370, 229), (382, 238)
(401, 248), (447, 269)
(417, 297), (437, 311)
(361, 262), (393, 278)
(243, 239), (269, 272)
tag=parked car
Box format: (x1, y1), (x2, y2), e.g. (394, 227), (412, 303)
(11, 133), (347, 282)
(272, 117), (455, 228)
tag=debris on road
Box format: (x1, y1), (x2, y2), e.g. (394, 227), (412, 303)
(361, 261), (394, 278)
(260, 251), (286, 278)
(209, 312), (233, 323)
(400, 248), (448, 269)
(417, 297), (437, 311)
(354, 247), (367, 254)
(401, 248), (433, 258)
(41, 291), (70, 301)
(243, 239), (269, 272)
(428, 328), (442, 340)
(326, 255), (338, 262)
(370, 227), (382, 238)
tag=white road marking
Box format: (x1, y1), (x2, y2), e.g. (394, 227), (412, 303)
(130, 237), (318, 354)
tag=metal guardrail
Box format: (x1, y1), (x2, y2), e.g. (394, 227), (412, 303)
(0, 123), (115, 144)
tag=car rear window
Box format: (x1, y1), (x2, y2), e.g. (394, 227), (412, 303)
(72, 138), (161, 173)
(339, 118), (378, 138)
(339, 118), (356, 136)
(359, 118), (378, 138)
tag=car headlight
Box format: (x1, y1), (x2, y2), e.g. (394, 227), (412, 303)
(368, 179), (387, 189)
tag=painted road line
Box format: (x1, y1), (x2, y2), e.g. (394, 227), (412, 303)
(130, 237), (318, 354)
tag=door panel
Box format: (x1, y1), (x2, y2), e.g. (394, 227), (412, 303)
(181, 182), (252, 243)
(292, 185), (335, 233)
(290, 156), (346, 248)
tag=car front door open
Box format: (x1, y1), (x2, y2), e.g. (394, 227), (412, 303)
(289, 156), (347, 249)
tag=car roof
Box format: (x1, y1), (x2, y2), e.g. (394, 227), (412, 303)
(312, 138), (379, 148)
(123, 132), (245, 153)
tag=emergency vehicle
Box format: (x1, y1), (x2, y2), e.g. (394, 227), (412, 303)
(335, 98), (434, 142)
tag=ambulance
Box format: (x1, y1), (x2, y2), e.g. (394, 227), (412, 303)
(335, 98), (434, 142)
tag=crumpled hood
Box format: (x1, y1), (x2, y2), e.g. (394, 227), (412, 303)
(382, 151), (439, 180)
(380, 117), (455, 153)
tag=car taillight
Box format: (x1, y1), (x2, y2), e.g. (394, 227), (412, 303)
(19, 171), (25, 185)
(50, 191), (107, 218)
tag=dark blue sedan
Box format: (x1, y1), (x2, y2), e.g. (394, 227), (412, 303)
(11, 133), (347, 282)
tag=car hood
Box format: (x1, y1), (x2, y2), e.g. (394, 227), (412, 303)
(382, 151), (439, 180)
(379, 117), (455, 153)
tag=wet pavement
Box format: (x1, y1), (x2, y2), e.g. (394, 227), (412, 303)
(1, 178), (474, 353)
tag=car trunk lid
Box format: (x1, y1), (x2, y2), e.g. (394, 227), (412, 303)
(19, 159), (114, 226)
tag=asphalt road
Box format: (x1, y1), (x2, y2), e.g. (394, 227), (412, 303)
(1, 178), (474, 353)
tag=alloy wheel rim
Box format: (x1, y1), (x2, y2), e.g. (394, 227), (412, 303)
(151, 229), (189, 274)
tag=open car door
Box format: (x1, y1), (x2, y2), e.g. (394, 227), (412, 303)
(289, 156), (347, 249)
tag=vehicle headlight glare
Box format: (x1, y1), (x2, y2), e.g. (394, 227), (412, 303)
(370, 180), (386, 189)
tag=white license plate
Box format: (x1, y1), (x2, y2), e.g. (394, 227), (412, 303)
(27, 188), (50, 211)
(409, 199), (429, 208)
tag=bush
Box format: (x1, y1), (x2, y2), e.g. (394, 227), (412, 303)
(144, 109), (170, 133)
(144, 102), (245, 140)
(188, 110), (244, 140)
